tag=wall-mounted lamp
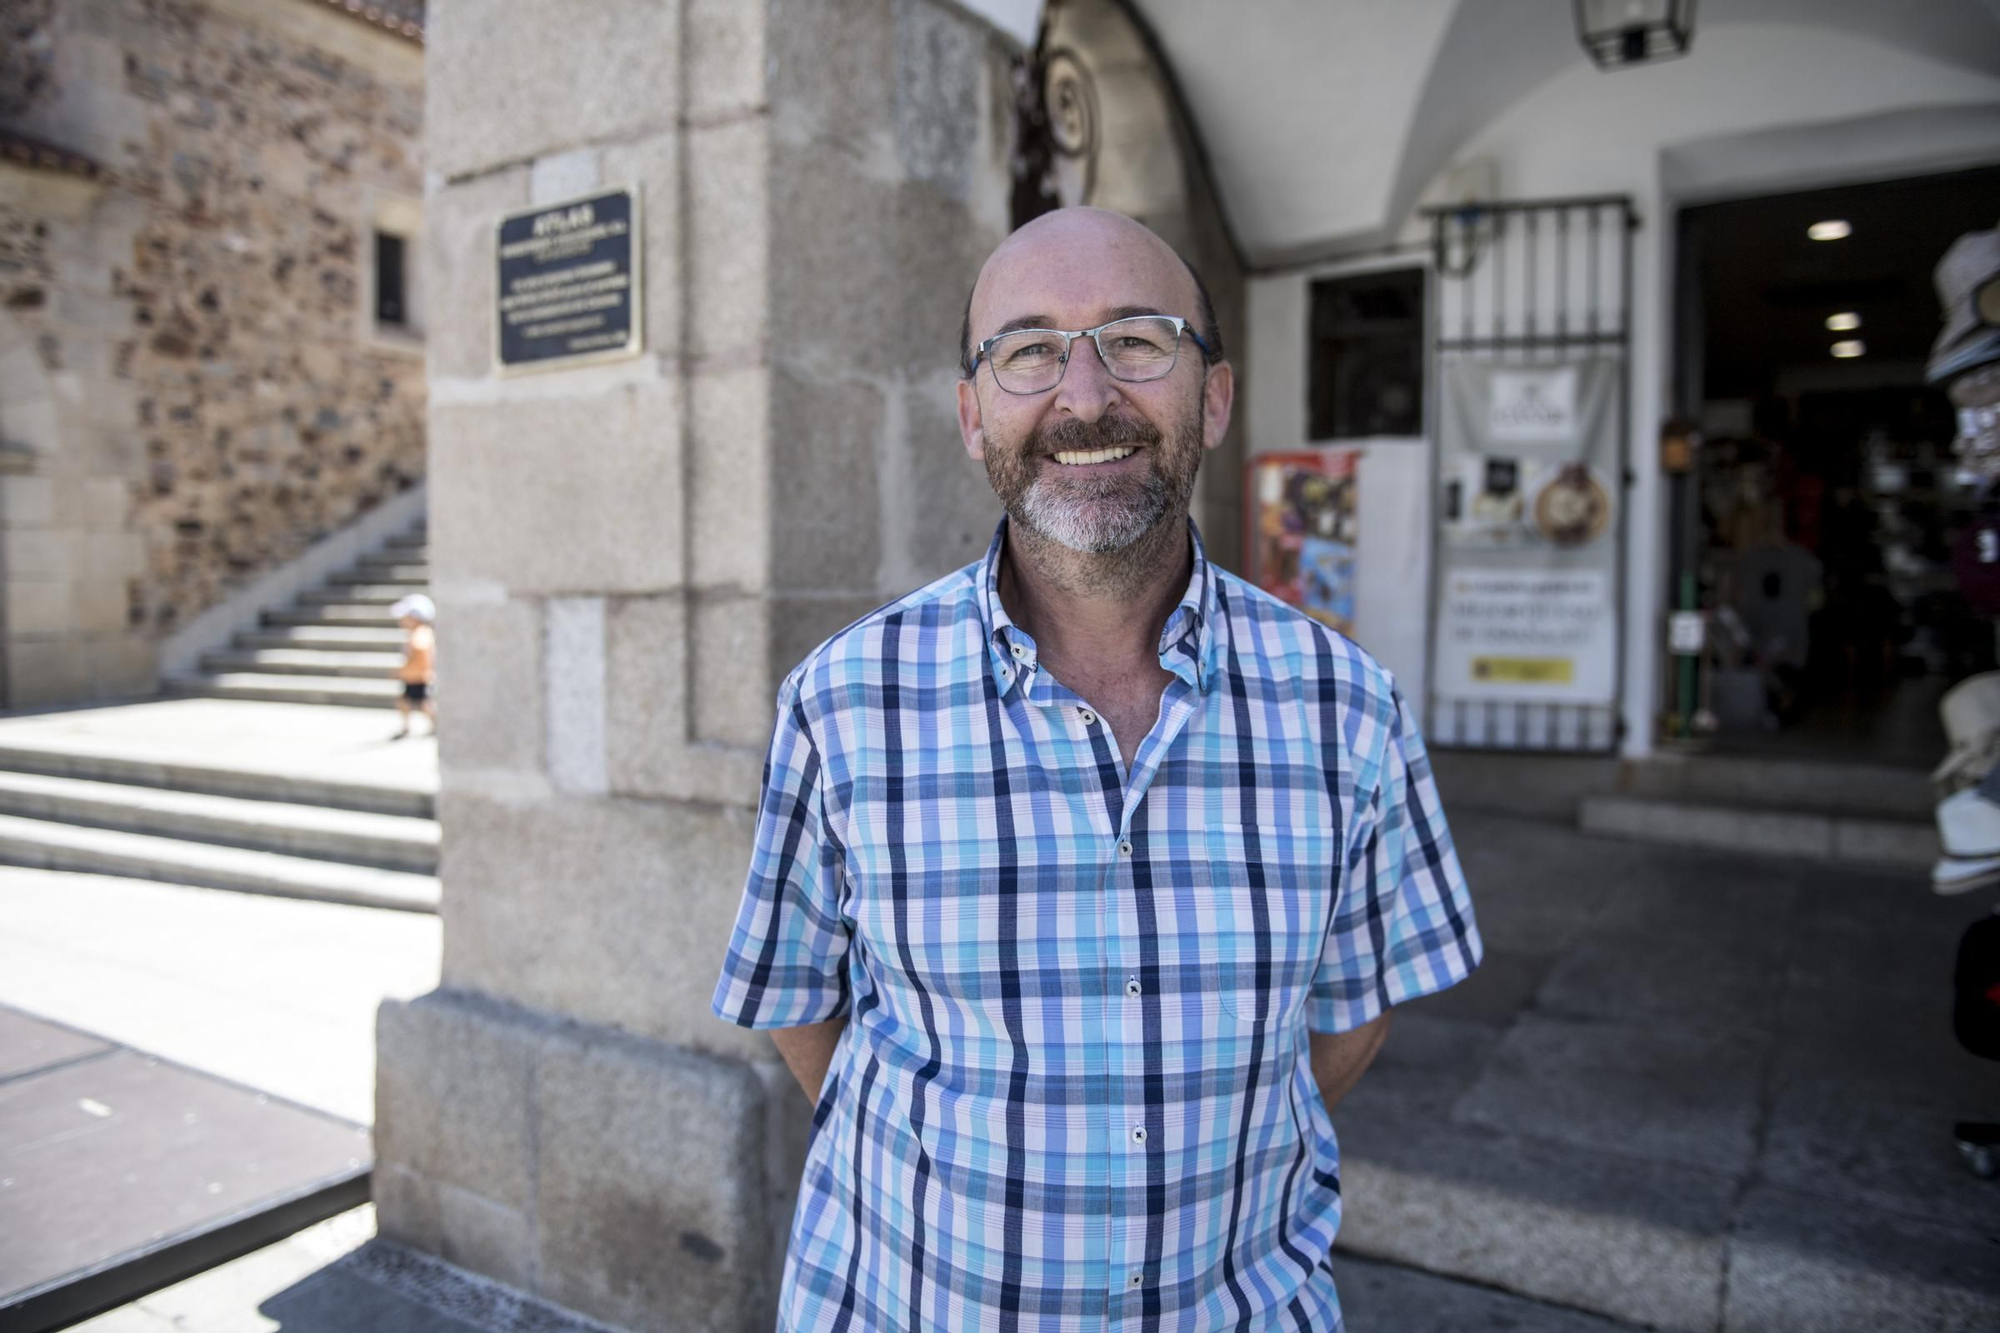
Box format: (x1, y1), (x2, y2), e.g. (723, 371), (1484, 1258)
(1575, 0), (1695, 69)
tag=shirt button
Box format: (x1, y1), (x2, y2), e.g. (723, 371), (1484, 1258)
(1077, 708), (1097, 727)
(1117, 839), (1133, 857)
(1128, 1272), (1144, 1288)
(1126, 977), (1142, 997)
(1130, 1126), (1147, 1145)
(1009, 641), (1030, 662)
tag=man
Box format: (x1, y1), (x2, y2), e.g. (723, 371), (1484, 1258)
(714, 207), (1481, 1331)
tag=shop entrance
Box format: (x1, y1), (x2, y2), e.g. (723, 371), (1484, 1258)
(1671, 168), (2000, 767)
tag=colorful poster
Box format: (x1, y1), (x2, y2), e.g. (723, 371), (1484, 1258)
(1245, 450), (1360, 633)
(1433, 358), (1620, 706)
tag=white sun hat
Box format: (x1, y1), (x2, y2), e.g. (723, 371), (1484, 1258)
(390, 593), (435, 623)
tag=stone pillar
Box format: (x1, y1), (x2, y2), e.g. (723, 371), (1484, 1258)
(373, 2), (1015, 1329)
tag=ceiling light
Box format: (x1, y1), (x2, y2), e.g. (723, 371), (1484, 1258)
(1831, 340), (1866, 358)
(1826, 312), (1862, 332)
(1808, 220), (1852, 241)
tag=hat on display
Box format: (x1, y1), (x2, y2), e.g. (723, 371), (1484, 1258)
(391, 593), (435, 623)
(1933, 671), (2000, 794)
(1928, 225), (2000, 387)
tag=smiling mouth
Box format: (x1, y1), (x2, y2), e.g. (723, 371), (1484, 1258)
(1050, 445), (1138, 466)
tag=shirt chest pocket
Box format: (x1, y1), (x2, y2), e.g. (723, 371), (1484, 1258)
(1198, 822), (1335, 1028)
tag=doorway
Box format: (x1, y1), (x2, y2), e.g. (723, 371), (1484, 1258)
(1672, 167), (2000, 767)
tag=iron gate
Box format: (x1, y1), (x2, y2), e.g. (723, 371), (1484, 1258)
(1424, 195), (1638, 753)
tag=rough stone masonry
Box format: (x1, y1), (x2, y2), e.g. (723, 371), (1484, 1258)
(0, 0), (424, 703)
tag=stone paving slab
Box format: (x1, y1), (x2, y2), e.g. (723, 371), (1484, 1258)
(1334, 1254), (1646, 1331)
(1456, 1013), (1768, 1177)
(1722, 1184), (2000, 1332)
(1336, 1115), (1738, 1333)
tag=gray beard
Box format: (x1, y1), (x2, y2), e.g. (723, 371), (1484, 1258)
(1016, 465), (1173, 553)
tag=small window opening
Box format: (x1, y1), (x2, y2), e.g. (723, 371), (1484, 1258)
(1308, 268), (1425, 440)
(375, 230), (408, 328)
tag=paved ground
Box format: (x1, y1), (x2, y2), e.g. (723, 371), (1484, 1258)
(7, 755), (1995, 1329)
(0, 698), (437, 798)
(1334, 808), (2000, 1332)
(0, 867), (439, 1122)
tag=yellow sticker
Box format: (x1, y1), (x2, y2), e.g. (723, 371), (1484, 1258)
(1471, 657), (1574, 684)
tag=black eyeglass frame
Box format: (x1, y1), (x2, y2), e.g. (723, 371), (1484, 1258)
(970, 315), (1216, 395)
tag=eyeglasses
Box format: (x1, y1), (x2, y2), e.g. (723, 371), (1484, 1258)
(972, 315), (1213, 395)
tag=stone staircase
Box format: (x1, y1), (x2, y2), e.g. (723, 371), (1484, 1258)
(0, 515), (440, 910)
(166, 519), (430, 708)
(0, 745), (438, 911)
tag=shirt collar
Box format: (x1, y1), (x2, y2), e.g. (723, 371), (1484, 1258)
(975, 517), (1226, 697)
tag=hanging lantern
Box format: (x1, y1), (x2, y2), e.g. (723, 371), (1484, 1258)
(1575, 0), (1696, 69)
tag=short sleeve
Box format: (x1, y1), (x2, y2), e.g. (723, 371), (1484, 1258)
(1307, 683), (1482, 1034)
(711, 682), (852, 1029)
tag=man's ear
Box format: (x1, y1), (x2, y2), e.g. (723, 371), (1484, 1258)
(957, 376), (986, 461)
(1200, 360), (1236, 452)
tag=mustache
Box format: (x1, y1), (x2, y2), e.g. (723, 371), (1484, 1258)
(1032, 414), (1162, 456)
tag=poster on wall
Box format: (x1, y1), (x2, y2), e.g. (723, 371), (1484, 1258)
(1244, 450), (1360, 633)
(1432, 359), (1619, 705)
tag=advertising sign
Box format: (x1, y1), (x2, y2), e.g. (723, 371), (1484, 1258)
(1433, 358), (1619, 706)
(1435, 570), (1616, 703)
(496, 187), (641, 372)
(1245, 450), (1360, 633)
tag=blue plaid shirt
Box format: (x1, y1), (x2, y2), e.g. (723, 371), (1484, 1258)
(715, 521), (1480, 1332)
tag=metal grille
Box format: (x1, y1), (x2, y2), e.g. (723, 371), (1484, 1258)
(1426, 196), (1637, 753)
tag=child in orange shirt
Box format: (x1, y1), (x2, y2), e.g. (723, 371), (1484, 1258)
(390, 594), (436, 739)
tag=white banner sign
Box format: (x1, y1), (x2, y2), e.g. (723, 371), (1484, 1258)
(1433, 356), (1621, 712)
(1434, 570), (1616, 705)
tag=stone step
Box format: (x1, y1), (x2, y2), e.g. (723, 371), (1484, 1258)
(263, 606), (403, 629)
(382, 535), (428, 555)
(234, 626), (408, 652)
(200, 649), (407, 679)
(295, 585), (424, 608)
(1335, 1129), (1997, 1333)
(327, 564), (429, 586)
(0, 744), (431, 818)
(166, 673), (410, 708)
(0, 770), (438, 873)
(1617, 753), (1932, 822)
(1578, 793), (1936, 869)
(0, 812), (438, 911)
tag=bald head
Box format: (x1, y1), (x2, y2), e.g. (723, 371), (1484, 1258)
(958, 207), (1221, 377)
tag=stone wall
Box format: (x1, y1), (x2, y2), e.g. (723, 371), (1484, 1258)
(0, 0), (423, 704)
